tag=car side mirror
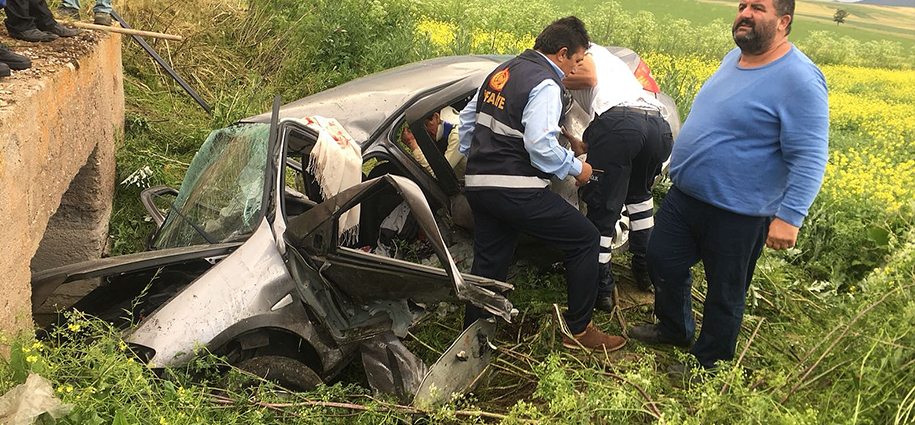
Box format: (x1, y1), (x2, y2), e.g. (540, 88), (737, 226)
(141, 185), (179, 228)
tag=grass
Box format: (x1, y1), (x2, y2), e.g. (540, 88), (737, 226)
(3, 0), (915, 422)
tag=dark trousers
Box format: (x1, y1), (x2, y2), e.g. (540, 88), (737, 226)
(464, 188), (600, 334)
(581, 108), (673, 296)
(4, 0), (56, 33)
(647, 186), (770, 368)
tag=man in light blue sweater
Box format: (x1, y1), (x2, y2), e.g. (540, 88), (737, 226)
(629, 0), (829, 370)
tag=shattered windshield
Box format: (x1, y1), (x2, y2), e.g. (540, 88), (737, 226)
(153, 124), (270, 249)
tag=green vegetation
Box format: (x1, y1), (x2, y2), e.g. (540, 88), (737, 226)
(3, 0), (914, 423)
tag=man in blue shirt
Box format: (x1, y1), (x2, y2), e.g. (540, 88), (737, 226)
(629, 0), (829, 370)
(459, 16), (626, 352)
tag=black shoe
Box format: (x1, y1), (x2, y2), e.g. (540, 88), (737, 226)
(43, 23), (83, 37)
(56, 6), (81, 21)
(595, 262), (616, 313)
(0, 43), (32, 70)
(0, 62), (10, 77)
(629, 324), (693, 348)
(10, 28), (58, 42)
(594, 295), (615, 313)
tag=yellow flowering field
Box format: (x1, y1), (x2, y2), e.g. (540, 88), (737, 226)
(415, 18), (535, 56)
(821, 65), (915, 216)
(588, 51), (914, 281)
(642, 55), (915, 281)
(641, 52), (719, 117)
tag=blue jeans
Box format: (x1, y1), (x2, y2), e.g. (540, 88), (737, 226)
(60, 0), (111, 14)
(647, 186), (770, 368)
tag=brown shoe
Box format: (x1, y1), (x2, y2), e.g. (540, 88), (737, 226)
(562, 321), (627, 352)
(94, 12), (112, 26)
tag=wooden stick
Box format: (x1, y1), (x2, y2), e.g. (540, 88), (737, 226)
(795, 359), (853, 392)
(489, 361), (538, 383)
(720, 318), (764, 395)
(553, 303), (598, 364)
(406, 331), (441, 356)
(613, 286), (629, 339)
(207, 392), (523, 422)
(67, 21), (183, 41)
(694, 310), (791, 358)
(780, 283), (915, 404)
(599, 370), (666, 423)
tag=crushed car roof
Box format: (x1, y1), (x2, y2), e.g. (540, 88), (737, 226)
(241, 55), (506, 144)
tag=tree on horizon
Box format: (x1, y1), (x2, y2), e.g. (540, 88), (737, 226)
(834, 8), (850, 25)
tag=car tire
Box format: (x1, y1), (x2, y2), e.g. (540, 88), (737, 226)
(235, 355), (322, 391)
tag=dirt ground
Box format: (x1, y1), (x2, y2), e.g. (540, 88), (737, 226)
(0, 24), (103, 109)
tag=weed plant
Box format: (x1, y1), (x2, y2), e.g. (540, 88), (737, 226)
(11, 0), (913, 423)
(0, 312), (431, 424)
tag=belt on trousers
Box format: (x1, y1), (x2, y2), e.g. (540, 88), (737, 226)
(601, 106), (662, 117)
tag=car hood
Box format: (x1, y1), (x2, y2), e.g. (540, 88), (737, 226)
(240, 56), (505, 145)
(30, 243), (242, 310)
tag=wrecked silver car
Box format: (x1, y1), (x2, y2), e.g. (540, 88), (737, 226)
(31, 100), (514, 405)
(32, 50), (677, 404)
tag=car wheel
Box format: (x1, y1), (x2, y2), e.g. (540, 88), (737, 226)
(235, 355), (322, 391)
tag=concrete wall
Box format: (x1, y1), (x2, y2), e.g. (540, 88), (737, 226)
(0, 33), (123, 339)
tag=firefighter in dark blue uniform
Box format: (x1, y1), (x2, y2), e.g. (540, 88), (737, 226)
(458, 16), (626, 352)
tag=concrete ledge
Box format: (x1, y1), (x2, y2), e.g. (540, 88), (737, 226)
(0, 32), (124, 338)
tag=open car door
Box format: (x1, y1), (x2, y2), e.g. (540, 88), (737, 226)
(280, 118), (513, 403)
(282, 176), (513, 403)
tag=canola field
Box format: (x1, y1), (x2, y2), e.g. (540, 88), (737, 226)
(648, 54), (915, 282)
(822, 65), (915, 215)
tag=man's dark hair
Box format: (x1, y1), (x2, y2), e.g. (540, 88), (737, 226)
(773, 0), (794, 35)
(533, 16), (590, 58)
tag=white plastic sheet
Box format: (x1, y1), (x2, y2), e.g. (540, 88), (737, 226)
(0, 373), (73, 425)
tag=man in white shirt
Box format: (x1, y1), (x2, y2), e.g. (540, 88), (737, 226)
(564, 43), (674, 312)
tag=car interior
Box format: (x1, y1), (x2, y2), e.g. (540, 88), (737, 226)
(279, 89), (482, 255)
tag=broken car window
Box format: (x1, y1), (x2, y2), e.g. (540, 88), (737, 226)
(154, 124), (270, 249)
